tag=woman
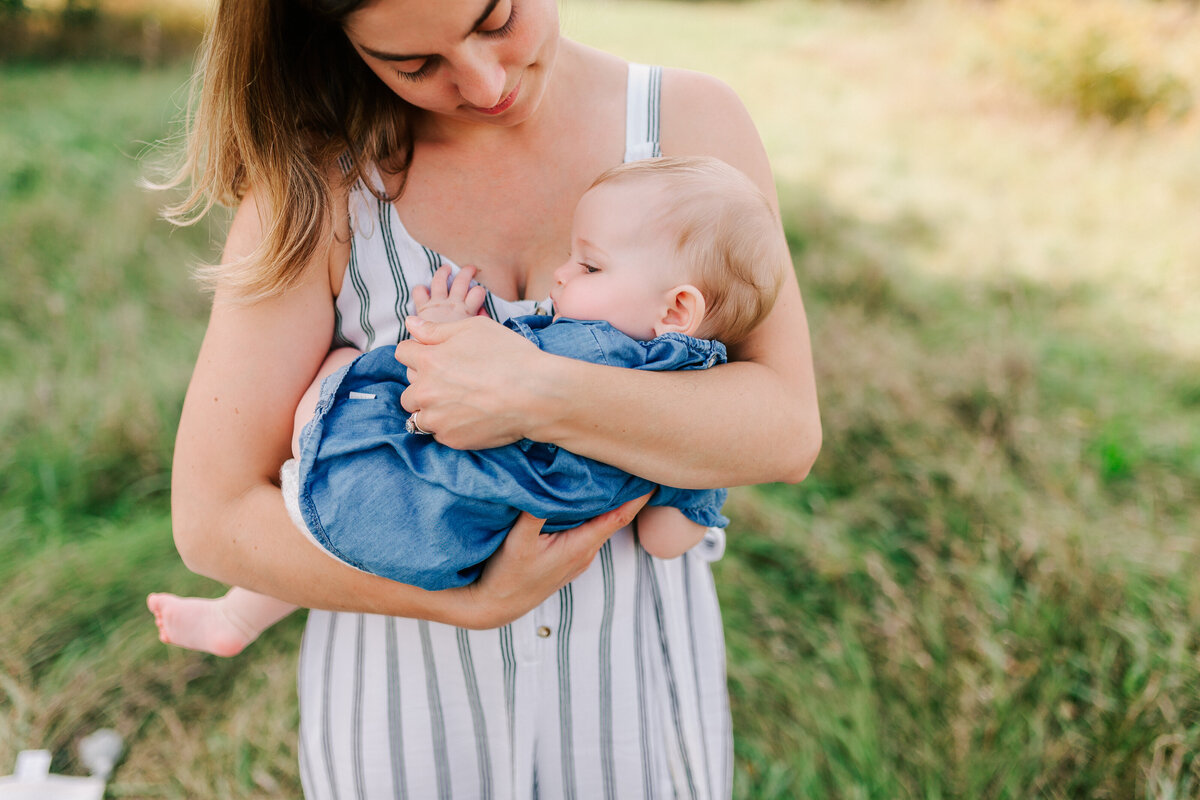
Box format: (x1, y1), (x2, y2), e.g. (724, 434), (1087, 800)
(167, 0), (820, 796)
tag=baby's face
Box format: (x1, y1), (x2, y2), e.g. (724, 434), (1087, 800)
(550, 181), (683, 340)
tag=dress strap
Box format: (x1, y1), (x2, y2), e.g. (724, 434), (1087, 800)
(624, 63), (663, 163)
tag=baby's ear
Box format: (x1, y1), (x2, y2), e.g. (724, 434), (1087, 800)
(653, 284), (706, 338)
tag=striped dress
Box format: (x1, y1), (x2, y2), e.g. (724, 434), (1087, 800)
(297, 64), (733, 800)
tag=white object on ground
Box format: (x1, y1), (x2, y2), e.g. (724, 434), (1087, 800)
(77, 730), (123, 781)
(0, 729), (123, 800)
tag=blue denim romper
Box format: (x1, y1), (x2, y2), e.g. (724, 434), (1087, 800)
(295, 315), (728, 590)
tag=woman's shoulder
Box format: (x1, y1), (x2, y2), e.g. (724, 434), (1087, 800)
(660, 67), (743, 117)
(558, 40), (629, 100)
(220, 167), (351, 300)
(658, 68), (777, 204)
(558, 45), (775, 202)
(562, 43), (741, 118)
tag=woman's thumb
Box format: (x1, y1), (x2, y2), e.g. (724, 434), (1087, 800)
(404, 315), (455, 344)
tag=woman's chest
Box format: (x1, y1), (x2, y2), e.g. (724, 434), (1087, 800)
(390, 141), (622, 301)
(396, 192), (569, 301)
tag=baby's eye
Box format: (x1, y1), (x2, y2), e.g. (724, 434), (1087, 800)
(582, 264), (599, 274)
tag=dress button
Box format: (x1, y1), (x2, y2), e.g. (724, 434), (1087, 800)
(536, 626), (552, 638)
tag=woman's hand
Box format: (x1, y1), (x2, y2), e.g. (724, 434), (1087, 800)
(394, 313), (554, 450)
(451, 494), (651, 630)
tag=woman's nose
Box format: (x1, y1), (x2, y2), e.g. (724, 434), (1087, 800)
(454, 49), (506, 108)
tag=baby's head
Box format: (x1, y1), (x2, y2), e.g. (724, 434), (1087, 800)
(551, 156), (786, 343)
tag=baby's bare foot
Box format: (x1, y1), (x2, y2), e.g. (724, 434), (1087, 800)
(146, 593), (257, 658)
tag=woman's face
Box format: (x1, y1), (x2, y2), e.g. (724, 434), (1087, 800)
(342, 0), (560, 127)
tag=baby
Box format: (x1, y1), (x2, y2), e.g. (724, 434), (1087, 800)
(148, 156), (787, 656)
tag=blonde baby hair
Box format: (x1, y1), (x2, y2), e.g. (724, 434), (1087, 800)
(589, 156), (786, 344)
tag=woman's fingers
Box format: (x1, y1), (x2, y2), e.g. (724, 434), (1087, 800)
(393, 314), (543, 449)
(402, 314), (463, 345)
(575, 494), (649, 548)
(557, 494), (652, 580)
(507, 511), (549, 549)
(519, 493), (650, 581)
(468, 495), (651, 627)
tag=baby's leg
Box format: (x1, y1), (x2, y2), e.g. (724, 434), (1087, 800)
(293, 347), (362, 459)
(147, 589), (298, 657)
(147, 349), (361, 658)
(636, 505), (711, 560)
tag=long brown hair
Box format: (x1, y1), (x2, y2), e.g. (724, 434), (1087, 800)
(156, 0), (413, 299)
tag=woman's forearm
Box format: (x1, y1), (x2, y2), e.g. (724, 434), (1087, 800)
(530, 357), (818, 490)
(172, 470), (475, 623)
(527, 284), (821, 489)
(172, 468), (643, 629)
(399, 277), (821, 489)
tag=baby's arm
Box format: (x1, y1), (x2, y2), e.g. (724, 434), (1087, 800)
(636, 505), (710, 560)
(292, 347), (363, 458)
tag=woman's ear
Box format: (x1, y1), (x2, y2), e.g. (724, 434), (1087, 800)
(653, 284), (707, 337)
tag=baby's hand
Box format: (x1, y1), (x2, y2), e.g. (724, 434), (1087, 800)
(413, 264), (488, 323)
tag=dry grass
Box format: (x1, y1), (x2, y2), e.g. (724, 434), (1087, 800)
(974, 0), (1198, 124)
(570, 2), (1200, 795)
(568, 0), (1200, 359)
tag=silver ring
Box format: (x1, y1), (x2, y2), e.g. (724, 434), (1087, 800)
(405, 413), (432, 436)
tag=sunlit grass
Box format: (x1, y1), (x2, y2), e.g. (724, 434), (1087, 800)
(568, 0), (1200, 361)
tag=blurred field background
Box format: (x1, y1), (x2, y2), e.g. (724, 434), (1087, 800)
(3, 0), (1200, 797)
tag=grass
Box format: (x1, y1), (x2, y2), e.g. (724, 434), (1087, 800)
(3, 0), (1200, 797)
(973, 0), (1196, 124)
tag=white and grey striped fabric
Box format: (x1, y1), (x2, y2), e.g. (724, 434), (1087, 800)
(297, 62), (733, 800)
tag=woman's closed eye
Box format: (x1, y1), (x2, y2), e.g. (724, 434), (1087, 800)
(479, 3), (518, 38)
(396, 59), (436, 81)
(393, 2), (515, 82)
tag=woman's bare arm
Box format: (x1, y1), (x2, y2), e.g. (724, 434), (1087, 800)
(171, 189), (645, 628)
(395, 69), (820, 489)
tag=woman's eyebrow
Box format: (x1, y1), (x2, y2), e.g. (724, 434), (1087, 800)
(359, 0), (502, 62)
(466, 0), (504, 35)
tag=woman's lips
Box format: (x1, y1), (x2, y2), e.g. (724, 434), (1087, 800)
(475, 81), (521, 115)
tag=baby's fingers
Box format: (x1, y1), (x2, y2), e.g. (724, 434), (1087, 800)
(448, 264), (477, 301)
(428, 264), (454, 300)
(411, 284), (431, 311)
(466, 284), (488, 317)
